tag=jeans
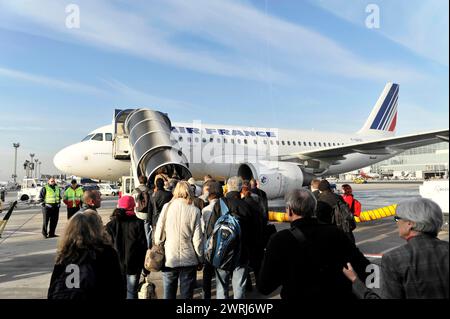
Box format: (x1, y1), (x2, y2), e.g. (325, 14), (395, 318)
(162, 266), (197, 299)
(216, 265), (249, 299)
(126, 274), (140, 299)
(144, 221), (152, 248)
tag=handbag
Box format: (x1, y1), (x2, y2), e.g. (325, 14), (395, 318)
(144, 202), (171, 272)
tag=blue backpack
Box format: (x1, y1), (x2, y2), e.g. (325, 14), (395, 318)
(205, 199), (241, 271)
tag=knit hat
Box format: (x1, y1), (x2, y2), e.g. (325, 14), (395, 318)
(118, 196), (136, 216)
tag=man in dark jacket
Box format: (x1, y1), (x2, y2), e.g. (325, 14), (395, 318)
(106, 196), (147, 299)
(250, 178), (269, 224)
(150, 178), (173, 228)
(206, 176), (254, 299)
(39, 177), (62, 238)
(257, 188), (370, 300)
(316, 180), (338, 224)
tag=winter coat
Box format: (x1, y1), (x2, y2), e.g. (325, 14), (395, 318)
(106, 211), (147, 275)
(154, 198), (204, 268)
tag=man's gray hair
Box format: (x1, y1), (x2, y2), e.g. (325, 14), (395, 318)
(285, 189), (317, 218)
(227, 176), (243, 192)
(396, 198), (443, 236)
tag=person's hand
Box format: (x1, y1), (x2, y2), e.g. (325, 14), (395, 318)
(343, 262), (358, 283)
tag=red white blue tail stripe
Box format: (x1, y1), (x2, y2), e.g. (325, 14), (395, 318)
(369, 83), (399, 132)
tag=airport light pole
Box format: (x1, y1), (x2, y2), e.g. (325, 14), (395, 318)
(12, 143), (20, 184)
(34, 159), (39, 179)
(38, 162), (42, 180)
(29, 154), (35, 179)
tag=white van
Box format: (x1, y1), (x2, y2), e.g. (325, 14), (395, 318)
(98, 184), (120, 197)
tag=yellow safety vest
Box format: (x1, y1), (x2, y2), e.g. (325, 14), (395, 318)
(64, 187), (84, 208)
(45, 185), (61, 204)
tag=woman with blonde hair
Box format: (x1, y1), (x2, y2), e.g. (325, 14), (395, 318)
(48, 210), (125, 299)
(154, 181), (204, 299)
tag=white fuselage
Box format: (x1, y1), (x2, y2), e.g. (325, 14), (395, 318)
(53, 123), (395, 182)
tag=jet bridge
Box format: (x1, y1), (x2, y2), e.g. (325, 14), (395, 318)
(113, 109), (191, 185)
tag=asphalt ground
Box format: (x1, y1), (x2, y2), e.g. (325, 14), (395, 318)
(0, 184), (448, 299)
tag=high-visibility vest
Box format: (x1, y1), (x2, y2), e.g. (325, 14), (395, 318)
(45, 185), (61, 204)
(64, 187), (84, 208)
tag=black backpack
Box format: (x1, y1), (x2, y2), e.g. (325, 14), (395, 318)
(332, 197), (357, 233)
(48, 253), (98, 300)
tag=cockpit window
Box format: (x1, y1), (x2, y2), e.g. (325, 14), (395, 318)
(82, 134), (94, 142)
(91, 133), (104, 141)
(105, 133), (113, 141)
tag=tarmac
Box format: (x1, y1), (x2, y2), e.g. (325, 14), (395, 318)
(0, 183), (448, 299)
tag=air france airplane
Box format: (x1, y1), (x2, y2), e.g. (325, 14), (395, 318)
(54, 83), (449, 199)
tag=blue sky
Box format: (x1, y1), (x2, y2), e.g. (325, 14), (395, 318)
(0, 0), (448, 180)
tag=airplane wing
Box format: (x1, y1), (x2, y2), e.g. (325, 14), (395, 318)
(279, 129), (449, 162)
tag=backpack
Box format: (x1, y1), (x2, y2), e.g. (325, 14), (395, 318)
(48, 253), (98, 300)
(204, 199), (242, 271)
(133, 187), (149, 213)
(332, 196), (357, 233)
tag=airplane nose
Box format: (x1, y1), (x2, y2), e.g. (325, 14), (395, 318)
(53, 147), (71, 173)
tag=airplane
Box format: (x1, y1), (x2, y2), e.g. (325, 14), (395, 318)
(54, 83), (449, 199)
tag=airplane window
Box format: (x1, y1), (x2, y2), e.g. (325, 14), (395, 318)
(282, 141), (285, 146)
(178, 136), (183, 142)
(92, 133), (103, 141)
(264, 140), (267, 145)
(293, 141), (296, 146)
(238, 139), (241, 144)
(195, 137), (199, 143)
(318, 142), (322, 147)
(313, 142), (317, 147)
(333, 143), (336, 146)
(287, 141), (291, 146)
(270, 140), (274, 145)
(231, 139), (235, 144)
(187, 137), (192, 143)
(210, 137), (214, 143)
(105, 133), (113, 142)
(244, 139), (248, 144)
(202, 138), (207, 143)
(82, 134), (94, 142)
(303, 142), (307, 146)
(217, 138), (221, 143)
(224, 138), (228, 143)
(276, 141), (280, 145)
(328, 142), (331, 147)
(308, 142), (312, 146)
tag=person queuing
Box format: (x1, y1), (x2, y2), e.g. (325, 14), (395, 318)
(48, 210), (126, 299)
(63, 180), (84, 219)
(206, 176), (254, 299)
(310, 179), (321, 200)
(106, 196), (147, 299)
(39, 177), (62, 239)
(341, 184), (362, 218)
(257, 189), (370, 300)
(133, 175), (152, 248)
(150, 178), (173, 241)
(343, 198), (449, 299)
(153, 181), (204, 299)
(82, 190), (102, 212)
(200, 181), (223, 299)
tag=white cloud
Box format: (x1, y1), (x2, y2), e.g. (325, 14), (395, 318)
(0, 66), (104, 95)
(0, 0), (424, 83)
(310, 0), (449, 66)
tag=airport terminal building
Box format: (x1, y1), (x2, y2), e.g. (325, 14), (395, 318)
(371, 142), (449, 179)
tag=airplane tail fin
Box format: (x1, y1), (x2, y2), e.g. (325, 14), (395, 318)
(357, 82), (399, 137)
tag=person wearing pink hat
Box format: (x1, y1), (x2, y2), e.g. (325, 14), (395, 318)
(106, 196), (147, 299)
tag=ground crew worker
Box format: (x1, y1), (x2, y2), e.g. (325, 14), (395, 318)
(64, 180), (84, 219)
(39, 177), (62, 239)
